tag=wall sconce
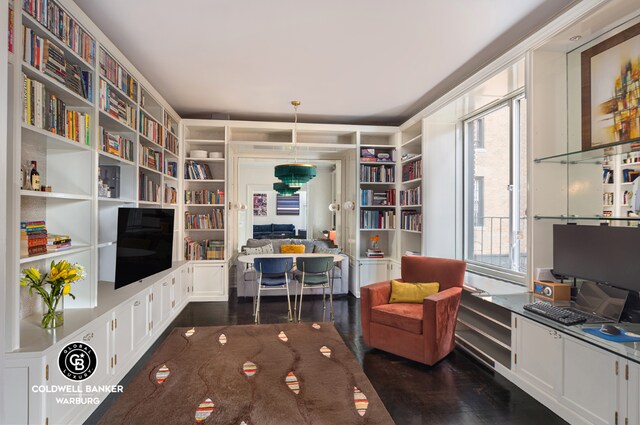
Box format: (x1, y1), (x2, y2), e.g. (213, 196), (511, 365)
(328, 203), (340, 212)
(229, 202), (247, 210)
(342, 201), (355, 211)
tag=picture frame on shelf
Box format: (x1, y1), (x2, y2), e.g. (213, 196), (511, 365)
(581, 21), (640, 150)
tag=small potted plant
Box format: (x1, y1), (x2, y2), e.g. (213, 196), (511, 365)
(20, 260), (86, 329)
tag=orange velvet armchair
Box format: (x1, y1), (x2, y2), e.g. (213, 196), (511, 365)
(361, 256), (466, 365)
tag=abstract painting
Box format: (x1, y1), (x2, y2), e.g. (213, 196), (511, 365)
(582, 22), (640, 149)
(253, 193), (267, 216)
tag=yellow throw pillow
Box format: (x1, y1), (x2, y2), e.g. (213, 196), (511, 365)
(389, 280), (440, 303)
(280, 244), (305, 254)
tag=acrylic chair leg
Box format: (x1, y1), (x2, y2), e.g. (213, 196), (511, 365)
(329, 270), (335, 321)
(322, 285), (327, 321)
(255, 282), (262, 324)
(298, 281), (305, 322)
(293, 279), (298, 321)
(285, 278), (293, 322)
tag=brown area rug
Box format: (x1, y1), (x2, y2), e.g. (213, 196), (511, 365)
(98, 323), (394, 424)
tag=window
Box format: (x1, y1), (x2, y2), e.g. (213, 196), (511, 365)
(464, 93), (527, 280)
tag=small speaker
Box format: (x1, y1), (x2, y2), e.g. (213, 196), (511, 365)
(533, 280), (571, 301)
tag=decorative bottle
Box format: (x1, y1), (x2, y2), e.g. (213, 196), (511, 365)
(30, 161), (40, 191)
(23, 161), (32, 190)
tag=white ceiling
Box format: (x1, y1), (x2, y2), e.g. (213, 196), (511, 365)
(73, 0), (574, 125)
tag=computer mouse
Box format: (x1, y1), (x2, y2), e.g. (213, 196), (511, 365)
(600, 324), (621, 336)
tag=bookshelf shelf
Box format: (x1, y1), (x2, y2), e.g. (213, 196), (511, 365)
(401, 177), (422, 185)
(359, 181), (395, 185)
(19, 245), (92, 264)
(401, 229), (422, 234)
(185, 139), (225, 145)
(361, 205), (396, 209)
(20, 190), (91, 201)
(165, 149), (179, 159)
(99, 77), (137, 107)
(401, 204), (422, 208)
(139, 132), (164, 150)
(185, 179), (225, 183)
(140, 107), (163, 126)
(99, 109), (137, 133)
(359, 228), (396, 231)
(359, 160), (395, 165)
(401, 134), (421, 147)
(22, 62), (92, 107)
(185, 157), (225, 162)
(21, 123), (92, 151)
(401, 153), (422, 164)
(164, 174), (178, 182)
(98, 197), (136, 203)
(534, 136), (640, 164)
(139, 164), (163, 175)
(98, 150), (136, 167)
(21, 12), (95, 71)
(97, 242), (116, 249)
(534, 215), (640, 221)
(185, 228), (225, 232)
(138, 200), (161, 206)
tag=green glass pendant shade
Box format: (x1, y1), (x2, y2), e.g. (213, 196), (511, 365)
(273, 181), (299, 196)
(274, 164), (317, 187)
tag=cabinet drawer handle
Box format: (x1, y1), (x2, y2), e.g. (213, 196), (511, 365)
(134, 301), (141, 306)
(83, 332), (93, 341)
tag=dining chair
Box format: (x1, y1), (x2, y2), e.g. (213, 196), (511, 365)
(254, 257), (294, 324)
(293, 256), (335, 322)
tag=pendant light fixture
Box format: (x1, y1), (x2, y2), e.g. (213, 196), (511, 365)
(274, 101), (317, 192)
(273, 181), (299, 196)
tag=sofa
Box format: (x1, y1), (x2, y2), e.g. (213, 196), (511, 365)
(253, 224), (296, 239)
(233, 238), (349, 298)
(360, 256), (466, 366)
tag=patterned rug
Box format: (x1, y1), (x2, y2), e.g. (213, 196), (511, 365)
(98, 323), (394, 424)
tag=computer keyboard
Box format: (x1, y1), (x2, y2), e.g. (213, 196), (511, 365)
(523, 301), (588, 325)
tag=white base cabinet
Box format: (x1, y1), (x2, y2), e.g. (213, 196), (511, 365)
(353, 259), (390, 298)
(191, 262), (227, 301)
(4, 263), (198, 425)
(513, 316), (637, 425)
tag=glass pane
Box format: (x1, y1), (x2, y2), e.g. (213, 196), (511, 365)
(516, 97), (528, 273)
(466, 105), (512, 269)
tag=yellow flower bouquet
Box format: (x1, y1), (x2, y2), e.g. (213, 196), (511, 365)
(20, 260), (86, 328)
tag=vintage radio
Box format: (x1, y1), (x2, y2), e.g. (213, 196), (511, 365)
(533, 280), (571, 301)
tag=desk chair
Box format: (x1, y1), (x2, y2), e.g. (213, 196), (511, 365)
(254, 257), (294, 324)
(294, 256), (335, 322)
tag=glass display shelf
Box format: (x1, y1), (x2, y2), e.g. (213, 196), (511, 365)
(534, 137), (640, 164)
(534, 215), (640, 221)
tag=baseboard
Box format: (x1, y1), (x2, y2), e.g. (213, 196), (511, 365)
(189, 294), (228, 302)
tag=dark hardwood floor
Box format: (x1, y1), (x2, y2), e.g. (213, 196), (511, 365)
(86, 291), (567, 425)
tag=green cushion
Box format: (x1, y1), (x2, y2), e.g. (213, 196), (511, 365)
(294, 273), (329, 285)
(389, 280), (439, 304)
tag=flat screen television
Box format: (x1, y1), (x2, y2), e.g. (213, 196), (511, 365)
(114, 208), (175, 289)
(553, 224), (640, 292)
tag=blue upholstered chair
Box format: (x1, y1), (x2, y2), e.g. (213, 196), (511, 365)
(293, 256), (335, 322)
(254, 257), (294, 323)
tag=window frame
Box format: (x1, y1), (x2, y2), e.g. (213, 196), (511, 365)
(462, 90), (527, 284)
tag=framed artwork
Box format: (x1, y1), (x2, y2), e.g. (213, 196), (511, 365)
(581, 22), (640, 150)
(276, 194), (300, 215)
(253, 193), (267, 216)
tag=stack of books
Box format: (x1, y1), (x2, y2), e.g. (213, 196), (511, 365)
(20, 221), (47, 257)
(139, 143), (163, 171)
(165, 161), (178, 177)
(100, 126), (133, 161)
(366, 248), (384, 258)
(184, 238), (224, 260)
(165, 132), (179, 155)
(47, 234), (71, 252)
(164, 184), (177, 204)
(185, 161), (213, 180)
(361, 189), (395, 206)
(184, 189), (224, 205)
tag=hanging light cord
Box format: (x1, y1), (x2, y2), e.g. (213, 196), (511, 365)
(292, 100), (300, 163)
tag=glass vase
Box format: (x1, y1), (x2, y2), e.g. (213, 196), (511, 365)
(41, 295), (64, 329)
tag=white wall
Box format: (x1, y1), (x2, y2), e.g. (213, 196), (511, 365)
(0, 0), (8, 418)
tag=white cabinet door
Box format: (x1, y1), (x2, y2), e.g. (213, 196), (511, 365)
(628, 362), (640, 425)
(160, 277), (172, 322)
(389, 260), (402, 280)
(192, 263), (226, 300)
(150, 283), (162, 333)
(172, 271), (181, 310)
(514, 316), (562, 395)
(561, 335), (620, 425)
(358, 261), (389, 286)
(113, 304), (134, 372)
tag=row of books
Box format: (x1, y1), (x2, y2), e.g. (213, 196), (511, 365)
(185, 211), (224, 230)
(100, 126), (133, 161)
(360, 210), (396, 229)
(99, 48), (137, 102)
(139, 173), (161, 203)
(400, 187), (421, 206)
(164, 112), (177, 135)
(361, 148), (395, 162)
(361, 189), (395, 206)
(185, 161), (214, 180)
(23, 0), (96, 66)
(99, 79), (136, 129)
(139, 143), (163, 172)
(400, 211), (422, 232)
(47, 233), (71, 252)
(166, 161), (178, 178)
(402, 159), (422, 182)
(603, 168), (614, 184)
(165, 132), (179, 155)
(622, 169), (640, 183)
(140, 112), (165, 146)
(360, 164), (395, 183)
(20, 220), (47, 256)
(603, 192), (614, 206)
(164, 184), (177, 205)
(184, 238), (224, 261)
(366, 248), (384, 258)
(185, 189), (225, 205)
(23, 73), (90, 144)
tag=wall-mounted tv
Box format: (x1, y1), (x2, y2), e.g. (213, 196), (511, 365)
(115, 208), (175, 289)
(553, 224), (640, 292)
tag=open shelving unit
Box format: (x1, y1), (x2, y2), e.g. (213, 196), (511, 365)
(398, 120), (423, 256)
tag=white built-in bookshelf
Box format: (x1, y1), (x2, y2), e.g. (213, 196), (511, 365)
(399, 120), (423, 256)
(6, 0), (182, 350)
